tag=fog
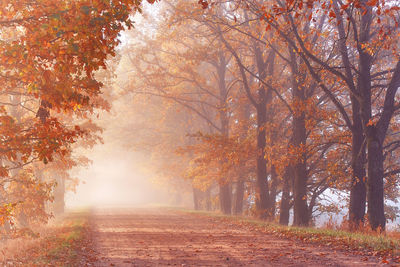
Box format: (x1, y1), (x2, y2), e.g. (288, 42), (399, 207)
(59, 0), (400, 229)
(1, 3), (400, 266)
(65, 144), (170, 209)
(64, 88), (185, 209)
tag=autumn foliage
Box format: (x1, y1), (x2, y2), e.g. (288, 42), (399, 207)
(121, 0), (400, 231)
(0, 0), (149, 235)
(0, 0), (399, 241)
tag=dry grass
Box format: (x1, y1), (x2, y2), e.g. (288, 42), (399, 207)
(0, 212), (92, 266)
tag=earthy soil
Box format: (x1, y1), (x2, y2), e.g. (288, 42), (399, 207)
(89, 208), (384, 267)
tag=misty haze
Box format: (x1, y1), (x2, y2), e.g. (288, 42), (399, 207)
(0, 0), (400, 266)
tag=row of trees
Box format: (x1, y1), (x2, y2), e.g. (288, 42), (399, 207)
(0, 0), (397, 234)
(124, 0), (400, 230)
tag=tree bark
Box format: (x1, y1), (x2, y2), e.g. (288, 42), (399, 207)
(234, 101), (250, 216)
(217, 52), (232, 215)
(219, 183), (232, 214)
(349, 100), (366, 229)
(279, 166), (292, 225)
(193, 186), (201, 210)
(289, 49), (309, 226)
(292, 110), (308, 226)
(255, 98), (270, 219)
(254, 47), (275, 219)
(365, 61), (400, 231)
(268, 165), (278, 218)
(234, 179), (245, 215)
(366, 126), (386, 230)
(355, 1), (387, 231)
(205, 187), (212, 211)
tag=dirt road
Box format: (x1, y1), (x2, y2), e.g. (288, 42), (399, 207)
(90, 208), (382, 266)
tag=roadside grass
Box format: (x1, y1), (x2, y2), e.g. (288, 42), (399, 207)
(181, 209), (400, 262)
(34, 219), (86, 266)
(0, 212), (94, 266)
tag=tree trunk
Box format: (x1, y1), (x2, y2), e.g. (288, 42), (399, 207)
(193, 187), (201, 210)
(356, 1), (386, 231)
(253, 47), (276, 219)
(234, 179), (245, 215)
(289, 49), (309, 227)
(279, 166), (292, 225)
(255, 100), (270, 219)
(219, 183), (232, 214)
(349, 100), (366, 229)
(234, 101), (250, 216)
(217, 52), (232, 215)
(205, 187), (212, 211)
(329, 0), (371, 230)
(366, 126), (386, 231)
(268, 165), (278, 219)
(292, 111), (309, 226)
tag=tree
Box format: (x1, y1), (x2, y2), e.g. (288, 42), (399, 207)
(242, 0), (400, 230)
(0, 0), (152, 229)
(123, 2), (241, 214)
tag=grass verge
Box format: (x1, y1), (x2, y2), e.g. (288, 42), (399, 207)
(181, 209), (400, 263)
(33, 218), (87, 266)
(1, 212), (95, 266)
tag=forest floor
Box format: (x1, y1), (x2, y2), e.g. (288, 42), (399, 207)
(88, 208), (390, 267)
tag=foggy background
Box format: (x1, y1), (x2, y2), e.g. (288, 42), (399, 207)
(65, 144), (171, 209)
